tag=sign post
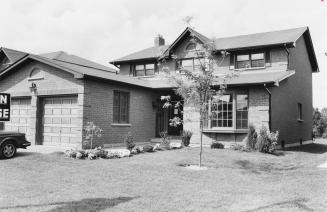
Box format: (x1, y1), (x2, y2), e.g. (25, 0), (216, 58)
(0, 93), (10, 122)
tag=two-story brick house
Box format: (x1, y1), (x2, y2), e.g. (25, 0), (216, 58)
(0, 26), (318, 148)
(111, 27), (319, 147)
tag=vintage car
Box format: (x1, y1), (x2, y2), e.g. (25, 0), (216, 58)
(0, 131), (31, 159)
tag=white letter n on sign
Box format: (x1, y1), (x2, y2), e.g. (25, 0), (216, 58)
(0, 95), (7, 104)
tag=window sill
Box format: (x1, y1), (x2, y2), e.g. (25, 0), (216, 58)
(297, 119), (304, 123)
(202, 129), (248, 133)
(136, 75), (156, 78)
(111, 123), (131, 127)
(234, 67), (266, 71)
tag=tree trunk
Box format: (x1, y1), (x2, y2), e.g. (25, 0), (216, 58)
(199, 110), (203, 167)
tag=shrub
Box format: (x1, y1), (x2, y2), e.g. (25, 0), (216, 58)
(246, 124), (257, 149)
(159, 131), (171, 149)
(143, 144), (154, 152)
(256, 126), (279, 153)
(322, 132), (327, 139)
(210, 142), (224, 149)
(230, 143), (251, 152)
(181, 130), (193, 147)
(124, 132), (135, 151)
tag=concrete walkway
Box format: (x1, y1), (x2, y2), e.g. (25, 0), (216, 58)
(20, 145), (71, 154)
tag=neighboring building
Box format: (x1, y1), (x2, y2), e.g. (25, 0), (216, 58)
(111, 27), (318, 147)
(0, 26), (319, 148)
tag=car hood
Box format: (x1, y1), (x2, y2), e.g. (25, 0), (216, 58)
(0, 131), (25, 136)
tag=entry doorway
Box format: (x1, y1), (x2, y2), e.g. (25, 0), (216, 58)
(156, 98), (183, 137)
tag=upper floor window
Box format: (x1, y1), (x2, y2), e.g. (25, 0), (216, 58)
(178, 58), (204, 73)
(236, 52), (265, 69)
(185, 43), (196, 51)
(134, 63), (155, 77)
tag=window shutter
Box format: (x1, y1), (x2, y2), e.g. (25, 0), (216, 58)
(265, 50), (271, 67)
(229, 54), (235, 70)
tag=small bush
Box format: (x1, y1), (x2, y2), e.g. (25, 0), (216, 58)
(211, 142), (224, 149)
(124, 132), (135, 151)
(143, 145), (154, 152)
(182, 130), (193, 147)
(322, 132), (327, 139)
(256, 126), (279, 153)
(231, 143), (251, 152)
(159, 131), (171, 149)
(246, 124), (257, 149)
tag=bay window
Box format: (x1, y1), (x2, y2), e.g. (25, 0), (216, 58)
(236, 94), (249, 129)
(211, 95), (233, 128)
(206, 93), (249, 130)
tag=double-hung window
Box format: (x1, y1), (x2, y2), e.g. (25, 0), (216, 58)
(178, 58), (205, 73)
(113, 91), (130, 124)
(236, 94), (249, 129)
(134, 64), (155, 77)
(236, 52), (265, 69)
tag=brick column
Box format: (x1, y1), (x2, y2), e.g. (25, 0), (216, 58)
(29, 94), (37, 145)
(248, 88), (270, 131)
(183, 105), (213, 146)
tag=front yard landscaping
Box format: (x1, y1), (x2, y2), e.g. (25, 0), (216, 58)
(1, 140), (327, 212)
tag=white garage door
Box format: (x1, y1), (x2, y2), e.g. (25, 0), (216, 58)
(5, 98), (32, 141)
(42, 96), (80, 146)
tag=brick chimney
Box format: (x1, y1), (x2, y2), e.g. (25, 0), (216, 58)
(154, 34), (165, 46)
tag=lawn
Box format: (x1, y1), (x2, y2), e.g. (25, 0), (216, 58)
(1, 141), (327, 212)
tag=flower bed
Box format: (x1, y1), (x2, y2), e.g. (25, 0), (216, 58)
(64, 142), (183, 160)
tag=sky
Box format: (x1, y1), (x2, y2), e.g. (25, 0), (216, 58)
(0, 0), (326, 108)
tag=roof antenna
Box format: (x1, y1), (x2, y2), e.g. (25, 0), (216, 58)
(183, 16), (194, 29)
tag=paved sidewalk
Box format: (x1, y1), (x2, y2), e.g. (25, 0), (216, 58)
(20, 145), (71, 154)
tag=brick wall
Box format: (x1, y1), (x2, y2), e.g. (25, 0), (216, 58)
(270, 35), (313, 144)
(83, 78), (157, 148)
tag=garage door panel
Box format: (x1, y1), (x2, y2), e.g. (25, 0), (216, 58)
(5, 98), (31, 141)
(42, 96), (80, 146)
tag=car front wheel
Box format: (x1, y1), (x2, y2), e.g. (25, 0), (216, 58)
(0, 141), (17, 159)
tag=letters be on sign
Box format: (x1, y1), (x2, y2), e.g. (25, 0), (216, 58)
(0, 93), (10, 121)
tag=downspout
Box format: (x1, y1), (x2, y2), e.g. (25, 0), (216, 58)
(284, 44), (290, 70)
(264, 84), (272, 131)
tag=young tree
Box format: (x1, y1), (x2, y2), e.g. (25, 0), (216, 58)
(313, 108), (327, 137)
(160, 27), (238, 167)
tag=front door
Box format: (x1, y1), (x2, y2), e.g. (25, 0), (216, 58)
(156, 100), (183, 137)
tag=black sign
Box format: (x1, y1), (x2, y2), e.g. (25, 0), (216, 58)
(0, 93), (10, 121)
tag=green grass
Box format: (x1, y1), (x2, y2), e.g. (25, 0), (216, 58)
(1, 141), (327, 212)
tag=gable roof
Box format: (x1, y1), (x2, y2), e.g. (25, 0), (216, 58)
(0, 47), (118, 80)
(40, 51), (117, 73)
(111, 45), (169, 64)
(111, 26), (319, 72)
(0, 47), (28, 64)
(213, 27), (307, 51)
